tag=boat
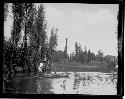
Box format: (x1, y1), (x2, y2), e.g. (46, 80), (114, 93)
(43, 72), (70, 78)
(38, 61), (70, 78)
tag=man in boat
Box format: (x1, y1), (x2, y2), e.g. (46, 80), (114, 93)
(38, 62), (43, 77)
(38, 56), (48, 76)
(38, 60), (46, 77)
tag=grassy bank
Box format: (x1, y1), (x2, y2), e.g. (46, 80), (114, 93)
(51, 62), (115, 73)
(51, 66), (112, 73)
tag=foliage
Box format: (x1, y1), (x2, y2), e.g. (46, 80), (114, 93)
(52, 50), (66, 62)
(4, 3), (9, 21)
(4, 3), (48, 77)
(48, 28), (58, 62)
(49, 28), (58, 50)
(68, 42), (117, 69)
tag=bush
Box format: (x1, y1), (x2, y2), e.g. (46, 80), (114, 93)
(107, 61), (116, 70)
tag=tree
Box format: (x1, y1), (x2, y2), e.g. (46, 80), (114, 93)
(96, 50), (104, 62)
(3, 3), (25, 76)
(74, 42), (79, 62)
(64, 38), (68, 60)
(70, 52), (75, 62)
(34, 4), (47, 66)
(84, 46), (88, 64)
(11, 3), (25, 47)
(88, 49), (91, 64)
(4, 3), (48, 75)
(77, 43), (83, 63)
(25, 3), (48, 73)
(48, 28), (58, 63)
(89, 52), (96, 63)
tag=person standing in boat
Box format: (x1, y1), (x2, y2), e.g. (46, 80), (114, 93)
(42, 60), (46, 73)
(38, 62), (43, 77)
(38, 56), (47, 76)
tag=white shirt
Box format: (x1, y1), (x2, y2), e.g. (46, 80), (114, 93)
(38, 63), (44, 72)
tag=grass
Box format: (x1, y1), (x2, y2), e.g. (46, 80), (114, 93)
(51, 62), (113, 73)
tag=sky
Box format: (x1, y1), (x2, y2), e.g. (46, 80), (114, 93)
(4, 3), (13, 41)
(4, 3), (119, 56)
(44, 3), (119, 56)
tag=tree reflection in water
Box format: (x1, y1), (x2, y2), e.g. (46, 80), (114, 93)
(36, 78), (53, 94)
(4, 77), (38, 94)
(4, 72), (117, 94)
(50, 72), (117, 95)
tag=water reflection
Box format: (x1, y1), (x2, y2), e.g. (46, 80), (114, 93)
(4, 72), (117, 95)
(5, 77), (38, 94)
(48, 72), (117, 95)
(36, 78), (53, 94)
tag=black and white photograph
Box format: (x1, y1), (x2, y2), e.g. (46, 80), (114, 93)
(3, 3), (122, 95)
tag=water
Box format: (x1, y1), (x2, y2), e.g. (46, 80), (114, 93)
(4, 72), (117, 95)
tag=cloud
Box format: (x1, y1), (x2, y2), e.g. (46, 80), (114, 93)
(45, 6), (65, 39)
(69, 9), (117, 55)
(44, 4), (118, 56)
(71, 8), (117, 26)
(88, 9), (116, 25)
(45, 6), (64, 27)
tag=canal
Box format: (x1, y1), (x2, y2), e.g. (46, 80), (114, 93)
(3, 72), (117, 95)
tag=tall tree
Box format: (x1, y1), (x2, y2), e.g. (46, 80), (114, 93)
(22, 3), (34, 72)
(4, 3), (49, 75)
(88, 49), (91, 64)
(75, 42), (79, 62)
(11, 3), (25, 47)
(26, 3), (48, 72)
(25, 4), (38, 72)
(36, 4), (47, 61)
(49, 28), (58, 63)
(83, 46), (88, 64)
(64, 38), (69, 61)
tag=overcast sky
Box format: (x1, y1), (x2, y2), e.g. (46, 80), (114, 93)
(4, 3), (119, 56)
(44, 3), (118, 56)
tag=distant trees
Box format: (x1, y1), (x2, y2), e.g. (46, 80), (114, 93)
(49, 28), (58, 51)
(64, 38), (68, 60)
(48, 28), (58, 63)
(52, 50), (65, 62)
(104, 55), (117, 70)
(73, 42), (88, 64)
(74, 42), (83, 62)
(68, 42), (117, 68)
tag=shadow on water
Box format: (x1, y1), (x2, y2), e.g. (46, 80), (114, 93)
(4, 77), (38, 94)
(36, 78), (53, 94)
(3, 72), (117, 95)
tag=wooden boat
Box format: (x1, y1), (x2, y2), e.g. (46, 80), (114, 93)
(43, 72), (70, 78)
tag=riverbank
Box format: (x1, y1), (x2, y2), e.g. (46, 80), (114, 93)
(51, 62), (116, 73)
(3, 61), (116, 80)
(51, 66), (113, 73)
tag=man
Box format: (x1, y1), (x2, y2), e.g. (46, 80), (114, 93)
(38, 63), (44, 73)
(38, 62), (44, 77)
(38, 58), (47, 76)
